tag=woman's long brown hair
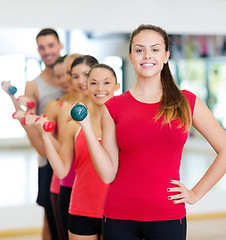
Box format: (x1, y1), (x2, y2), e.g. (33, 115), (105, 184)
(129, 24), (192, 131)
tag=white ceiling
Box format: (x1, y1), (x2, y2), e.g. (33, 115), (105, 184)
(0, 0), (226, 35)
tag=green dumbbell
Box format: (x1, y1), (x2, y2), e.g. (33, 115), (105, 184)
(1, 81), (17, 95)
(71, 103), (87, 121)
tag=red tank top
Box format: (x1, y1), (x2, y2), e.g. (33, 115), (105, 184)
(104, 90), (196, 221)
(50, 173), (60, 194)
(69, 129), (108, 218)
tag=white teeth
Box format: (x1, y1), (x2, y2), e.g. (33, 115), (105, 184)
(96, 95), (106, 97)
(142, 63), (153, 67)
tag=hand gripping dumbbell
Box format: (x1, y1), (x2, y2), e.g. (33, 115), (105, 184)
(12, 112), (33, 126)
(17, 95), (35, 110)
(70, 103), (88, 121)
(12, 112), (55, 132)
(1, 81), (17, 95)
(35, 116), (55, 132)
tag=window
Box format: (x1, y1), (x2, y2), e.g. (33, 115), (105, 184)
(170, 57), (226, 129)
(208, 58), (226, 128)
(103, 56), (124, 95)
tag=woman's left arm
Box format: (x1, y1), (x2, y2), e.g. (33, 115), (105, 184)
(168, 97), (226, 205)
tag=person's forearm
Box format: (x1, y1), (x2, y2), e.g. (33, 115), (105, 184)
(10, 95), (21, 111)
(49, 134), (61, 153)
(42, 133), (70, 179)
(192, 151), (226, 203)
(2, 81), (21, 111)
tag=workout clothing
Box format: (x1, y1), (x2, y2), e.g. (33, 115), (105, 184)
(68, 214), (102, 235)
(50, 193), (65, 240)
(50, 173), (60, 194)
(57, 162), (75, 239)
(35, 74), (62, 206)
(69, 128), (108, 218)
(57, 105), (76, 240)
(36, 161), (58, 240)
(35, 75), (63, 115)
(104, 90), (196, 221)
(36, 161), (53, 206)
(60, 158), (75, 187)
(58, 186), (72, 240)
(102, 216), (187, 240)
(53, 101), (75, 240)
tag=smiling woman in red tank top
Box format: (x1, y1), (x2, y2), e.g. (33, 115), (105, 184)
(75, 24), (226, 240)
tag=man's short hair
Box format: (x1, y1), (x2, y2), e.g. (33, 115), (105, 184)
(36, 28), (60, 42)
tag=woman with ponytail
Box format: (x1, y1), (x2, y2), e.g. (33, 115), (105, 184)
(75, 24), (226, 240)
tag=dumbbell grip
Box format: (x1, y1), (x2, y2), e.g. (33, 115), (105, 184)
(70, 103), (88, 121)
(17, 96), (35, 109)
(35, 117), (55, 132)
(1, 81), (17, 95)
(8, 86), (17, 95)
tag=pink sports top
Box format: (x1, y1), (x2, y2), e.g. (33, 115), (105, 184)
(60, 157), (75, 187)
(104, 90), (196, 221)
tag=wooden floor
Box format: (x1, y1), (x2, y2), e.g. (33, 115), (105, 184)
(187, 217), (226, 240)
(0, 236), (41, 240)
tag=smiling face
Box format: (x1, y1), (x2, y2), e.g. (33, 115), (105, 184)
(87, 67), (119, 106)
(53, 62), (70, 93)
(70, 63), (91, 96)
(129, 30), (170, 79)
(37, 35), (63, 67)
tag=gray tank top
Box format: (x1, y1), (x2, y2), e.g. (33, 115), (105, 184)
(34, 75), (63, 166)
(34, 75), (63, 115)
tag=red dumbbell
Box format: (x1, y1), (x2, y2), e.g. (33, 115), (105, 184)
(35, 116), (55, 132)
(12, 112), (54, 132)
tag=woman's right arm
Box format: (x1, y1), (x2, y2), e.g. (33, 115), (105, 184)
(40, 120), (78, 179)
(80, 106), (119, 184)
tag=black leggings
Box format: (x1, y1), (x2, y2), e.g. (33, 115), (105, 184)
(58, 186), (72, 240)
(102, 216), (187, 240)
(37, 162), (58, 240)
(50, 192), (65, 240)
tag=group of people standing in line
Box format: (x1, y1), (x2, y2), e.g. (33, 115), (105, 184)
(2, 24), (226, 240)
